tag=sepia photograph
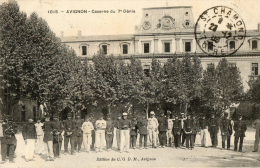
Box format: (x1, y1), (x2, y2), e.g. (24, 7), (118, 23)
(0, 0), (260, 167)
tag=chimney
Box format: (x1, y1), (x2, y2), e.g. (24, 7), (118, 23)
(258, 23), (260, 32)
(77, 30), (82, 37)
(60, 31), (64, 37)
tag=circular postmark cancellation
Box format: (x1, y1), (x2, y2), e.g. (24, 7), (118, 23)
(194, 6), (246, 56)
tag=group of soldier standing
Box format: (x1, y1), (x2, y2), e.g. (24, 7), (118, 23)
(0, 110), (248, 163)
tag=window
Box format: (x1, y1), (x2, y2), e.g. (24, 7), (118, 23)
(228, 63), (236, 68)
(208, 41), (213, 51)
(81, 46), (87, 56)
(143, 43), (150, 53)
(101, 45), (107, 55)
(252, 63), (259, 76)
(252, 40), (258, 50)
(185, 42), (191, 52)
(164, 42), (171, 53)
(122, 44), (128, 54)
(229, 41), (235, 50)
(143, 65), (150, 77)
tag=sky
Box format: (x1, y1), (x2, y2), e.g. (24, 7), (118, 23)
(1, 0), (260, 36)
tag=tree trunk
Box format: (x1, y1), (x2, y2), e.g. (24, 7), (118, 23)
(146, 101), (149, 119)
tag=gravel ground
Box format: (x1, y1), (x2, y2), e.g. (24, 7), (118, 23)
(1, 128), (260, 168)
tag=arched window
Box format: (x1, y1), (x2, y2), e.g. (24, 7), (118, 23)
(252, 40), (258, 50)
(81, 45), (87, 56)
(229, 41), (235, 50)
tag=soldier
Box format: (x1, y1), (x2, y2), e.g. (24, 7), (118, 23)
(137, 115), (148, 149)
(22, 118), (37, 162)
(114, 114), (121, 151)
(105, 115), (114, 151)
(192, 115), (199, 145)
(42, 115), (55, 161)
(173, 115), (182, 148)
(130, 116), (138, 149)
(95, 114), (106, 152)
(199, 115), (209, 147)
(166, 111), (173, 147)
(184, 114), (194, 150)
(1, 117), (17, 163)
(234, 114), (247, 152)
(74, 114), (84, 152)
(208, 114), (219, 148)
(63, 113), (75, 155)
(147, 111), (159, 148)
(34, 119), (45, 155)
(180, 113), (187, 146)
(119, 112), (131, 153)
(220, 112), (233, 150)
(252, 115), (260, 152)
(81, 115), (94, 152)
(158, 112), (167, 148)
(52, 115), (63, 158)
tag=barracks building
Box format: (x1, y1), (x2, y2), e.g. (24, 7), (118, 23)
(61, 6), (260, 91)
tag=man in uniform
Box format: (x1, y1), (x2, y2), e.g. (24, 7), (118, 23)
(95, 114), (106, 152)
(114, 114), (121, 150)
(252, 115), (260, 152)
(234, 114), (247, 152)
(208, 114), (219, 148)
(74, 114), (84, 152)
(180, 113), (187, 146)
(220, 112), (233, 150)
(63, 113), (75, 155)
(130, 116), (138, 149)
(42, 115), (55, 161)
(158, 112), (167, 148)
(148, 111), (159, 148)
(52, 115), (63, 158)
(1, 117), (17, 163)
(184, 114), (194, 150)
(137, 115), (148, 149)
(173, 115), (182, 148)
(119, 112), (131, 153)
(81, 115), (94, 152)
(199, 115), (209, 147)
(105, 115), (114, 151)
(166, 111), (173, 147)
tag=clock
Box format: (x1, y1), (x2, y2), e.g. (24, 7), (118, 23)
(142, 21), (151, 30)
(161, 16), (175, 30)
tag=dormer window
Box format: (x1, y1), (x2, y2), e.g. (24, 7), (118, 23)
(229, 41), (235, 50)
(81, 46), (87, 56)
(101, 44), (108, 54)
(252, 40), (258, 50)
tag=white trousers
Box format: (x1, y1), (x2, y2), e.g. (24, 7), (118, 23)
(83, 133), (92, 151)
(25, 139), (36, 160)
(200, 129), (209, 147)
(120, 130), (130, 152)
(44, 141), (54, 158)
(148, 129), (158, 147)
(95, 130), (106, 151)
(35, 135), (45, 154)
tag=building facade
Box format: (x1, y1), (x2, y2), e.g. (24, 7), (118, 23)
(61, 6), (260, 90)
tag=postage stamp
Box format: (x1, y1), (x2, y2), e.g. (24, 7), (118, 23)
(194, 6), (247, 56)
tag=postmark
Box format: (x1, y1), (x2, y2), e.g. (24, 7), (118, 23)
(194, 6), (246, 56)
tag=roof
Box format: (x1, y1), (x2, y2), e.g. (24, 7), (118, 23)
(61, 34), (134, 43)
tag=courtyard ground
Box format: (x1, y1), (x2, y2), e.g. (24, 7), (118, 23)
(1, 128), (260, 168)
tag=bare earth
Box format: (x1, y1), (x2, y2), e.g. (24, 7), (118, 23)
(1, 128), (260, 168)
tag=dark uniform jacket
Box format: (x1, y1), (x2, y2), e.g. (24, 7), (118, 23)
(158, 116), (168, 132)
(63, 119), (76, 136)
(208, 118), (219, 133)
(114, 119), (120, 129)
(234, 120), (247, 137)
(2, 122), (17, 144)
(192, 119), (199, 134)
(43, 121), (55, 142)
(106, 120), (114, 134)
(173, 119), (182, 135)
(137, 118), (148, 135)
(184, 119), (194, 134)
(199, 119), (208, 130)
(119, 119), (131, 130)
(130, 120), (138, 136)
(220, 118), (233, 136)
(53, 120), (63, 142)
(22, 122), (37, 140)
(75, 119), (84, 137)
